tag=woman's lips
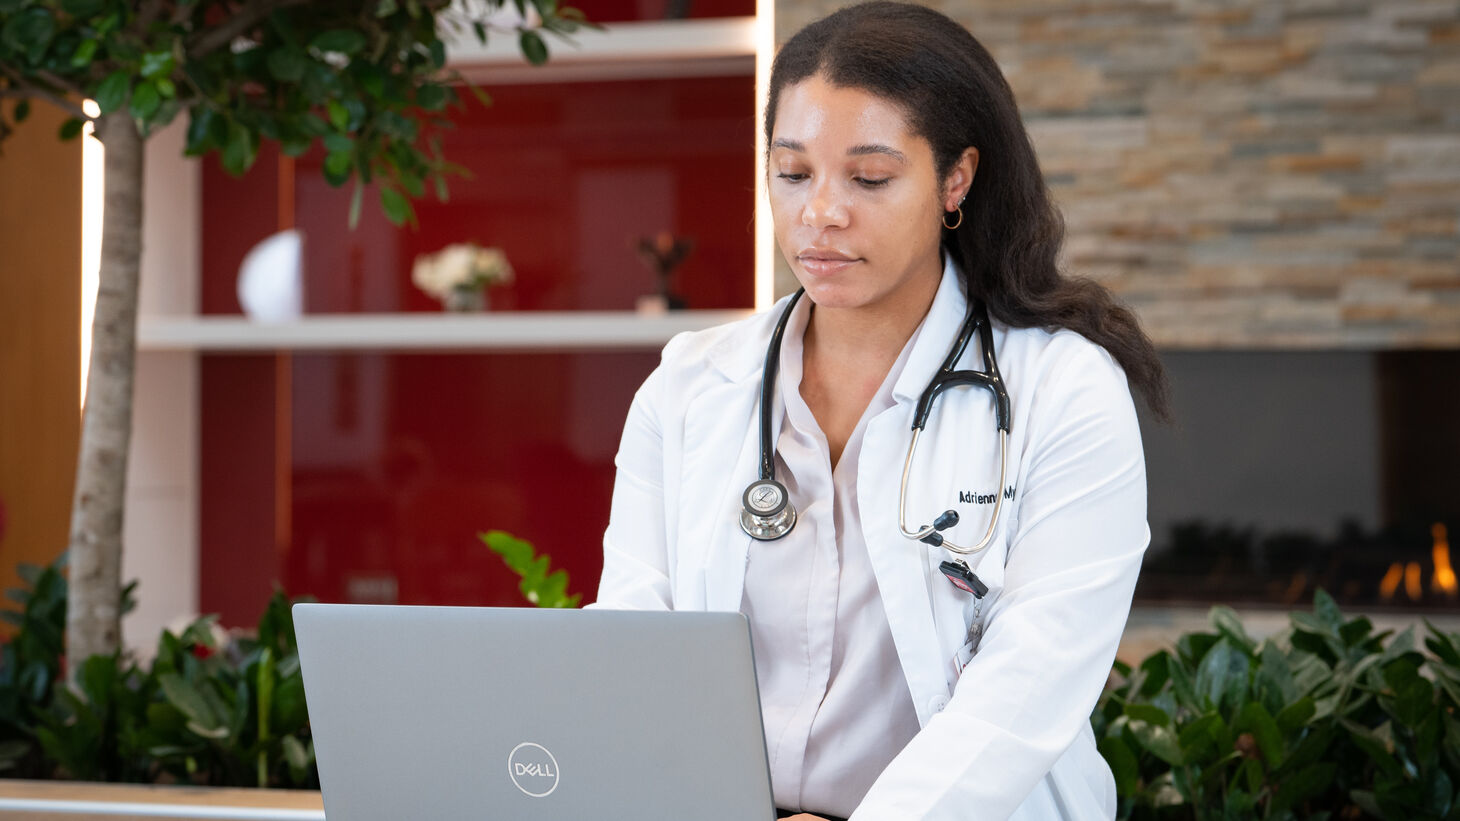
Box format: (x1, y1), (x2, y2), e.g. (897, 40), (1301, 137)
(798, 255), (861, 276)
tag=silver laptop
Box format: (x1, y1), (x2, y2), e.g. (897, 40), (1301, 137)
(294, 604), (777, 820)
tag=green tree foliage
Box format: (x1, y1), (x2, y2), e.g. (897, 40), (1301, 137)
(0, 0), (591, 670)
(0, 0), (590, 224)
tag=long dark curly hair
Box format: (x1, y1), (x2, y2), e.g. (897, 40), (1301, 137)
(766, 0), (1172, 422)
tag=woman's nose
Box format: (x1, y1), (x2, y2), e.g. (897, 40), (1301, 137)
(802, 181), (849, 230)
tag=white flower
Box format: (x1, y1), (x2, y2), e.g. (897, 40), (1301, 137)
(412, 243), (514, 298)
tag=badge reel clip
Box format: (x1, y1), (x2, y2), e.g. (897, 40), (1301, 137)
(916, 509), (989, 598)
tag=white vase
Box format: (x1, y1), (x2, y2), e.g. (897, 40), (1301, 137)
(237, 229), (303, 322)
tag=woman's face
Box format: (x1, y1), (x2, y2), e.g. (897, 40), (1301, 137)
(768, 74), (969, 314)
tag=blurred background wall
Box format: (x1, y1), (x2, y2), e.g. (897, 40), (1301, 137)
(0, 100), (81, 626)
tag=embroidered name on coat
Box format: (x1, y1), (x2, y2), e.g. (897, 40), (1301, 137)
(958, 486), (1016, 505)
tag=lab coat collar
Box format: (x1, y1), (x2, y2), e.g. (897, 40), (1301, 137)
(703, 295), (788, 385)
(702, 251), (970, 392)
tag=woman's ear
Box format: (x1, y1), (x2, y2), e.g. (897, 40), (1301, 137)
(944, 147), (980, 210)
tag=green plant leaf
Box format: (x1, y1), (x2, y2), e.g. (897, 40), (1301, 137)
(1255, 640), (1299, 715)
(256, 647), (275, 745)
(1275, 696), (1316, 733)
(416, 83), (448, 111)
(1342, 719), (1403, 779)
(70, 38), (99, 67)
(1176, 714), (1226, 770)
(282, 734), (313, 783)
(1, 8), (55, 63)
(1312, 588), (1344, 630)
(185, 720), (231, 740)
(221, 121), (257, 176)
(267, 47), (308, 82)
(271, 673), (308, 732)
(158, 672), (221, 734)
(1236, 700), (1284, 768)
(140, 50), (174, 80)
(95, 71), (130, 115)
(326, 99), (349, 131)
(185, 108), (220, 154)
(1270, 762), (1337, 815)
(1129, 719), (1184, 766)
(1124, 703), (1172, 728)
(379, 186), (413, 226)
(1338, 615), (1374, 648)
(1195, 638), (1250, 712)
(311, 29), (368, 55)
(1099, 735), (1139, 796)
(519, 29), (548, 65)
(129, 81), (161, 121)
(1424, 620), (1460, 667)
(1209, 605), (1256, 654)
(323, 150), (352, 182)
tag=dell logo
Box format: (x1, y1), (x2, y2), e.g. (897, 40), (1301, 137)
(508, 742), (560, 797)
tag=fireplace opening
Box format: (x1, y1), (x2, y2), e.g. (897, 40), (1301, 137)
(1133, 350), (1460, 612)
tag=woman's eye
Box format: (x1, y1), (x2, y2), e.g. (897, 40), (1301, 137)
(856, 177), (891, 188)
(776, 172), (808, 182)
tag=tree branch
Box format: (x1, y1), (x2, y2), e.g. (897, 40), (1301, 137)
(186, 0), (312, 59)
(0, 67), (89, 121)
(32, 69), (84, 99)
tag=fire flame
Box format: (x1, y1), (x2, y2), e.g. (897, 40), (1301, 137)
(1379, 563), (1403, 601)
(1378, 522), (1456, 602)
(1433, 523), (1457, 598)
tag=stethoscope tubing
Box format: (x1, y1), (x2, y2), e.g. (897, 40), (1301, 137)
(898, 427), (1008, 555)
(757, 289), (804, 483)
(741, 284), (1012, 557)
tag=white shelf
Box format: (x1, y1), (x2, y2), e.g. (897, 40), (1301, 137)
(136, 311), (754, 352)
(444, 17), (756, 83)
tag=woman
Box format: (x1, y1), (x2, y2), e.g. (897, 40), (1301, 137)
(593, 2), (1172, 818)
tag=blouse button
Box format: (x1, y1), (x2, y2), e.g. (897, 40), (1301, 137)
(928, 694), (950, 715)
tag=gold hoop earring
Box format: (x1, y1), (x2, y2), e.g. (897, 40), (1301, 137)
(942, 206), (963, 230)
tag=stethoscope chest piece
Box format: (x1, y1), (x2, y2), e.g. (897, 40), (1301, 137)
(740, 479), (797, 541)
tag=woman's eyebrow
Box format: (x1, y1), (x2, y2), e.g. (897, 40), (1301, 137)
(769, 139), (907, 163)
(848, 144), (907, 163)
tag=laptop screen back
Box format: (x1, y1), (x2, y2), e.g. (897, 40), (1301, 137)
(294, 604), (775, 821)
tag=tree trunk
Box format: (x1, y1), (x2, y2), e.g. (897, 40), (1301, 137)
(65, 112), (144, 668)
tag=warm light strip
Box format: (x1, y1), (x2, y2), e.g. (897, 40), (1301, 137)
(80, 99), (103, 407)
(752, 0), (775, 311)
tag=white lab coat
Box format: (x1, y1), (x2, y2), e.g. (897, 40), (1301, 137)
(593, 259), (1149, 820)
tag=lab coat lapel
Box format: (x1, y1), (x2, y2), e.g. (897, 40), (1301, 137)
(677, 374), (764, 611)
(860, 254), (978, 724)
(861, 407), (946, 725)
(680, 307), (790, 612)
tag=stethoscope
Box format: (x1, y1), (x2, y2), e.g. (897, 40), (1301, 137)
(738, 287), (1013, 598)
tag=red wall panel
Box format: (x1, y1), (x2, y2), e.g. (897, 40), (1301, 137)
(200, 74), (754, 622)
